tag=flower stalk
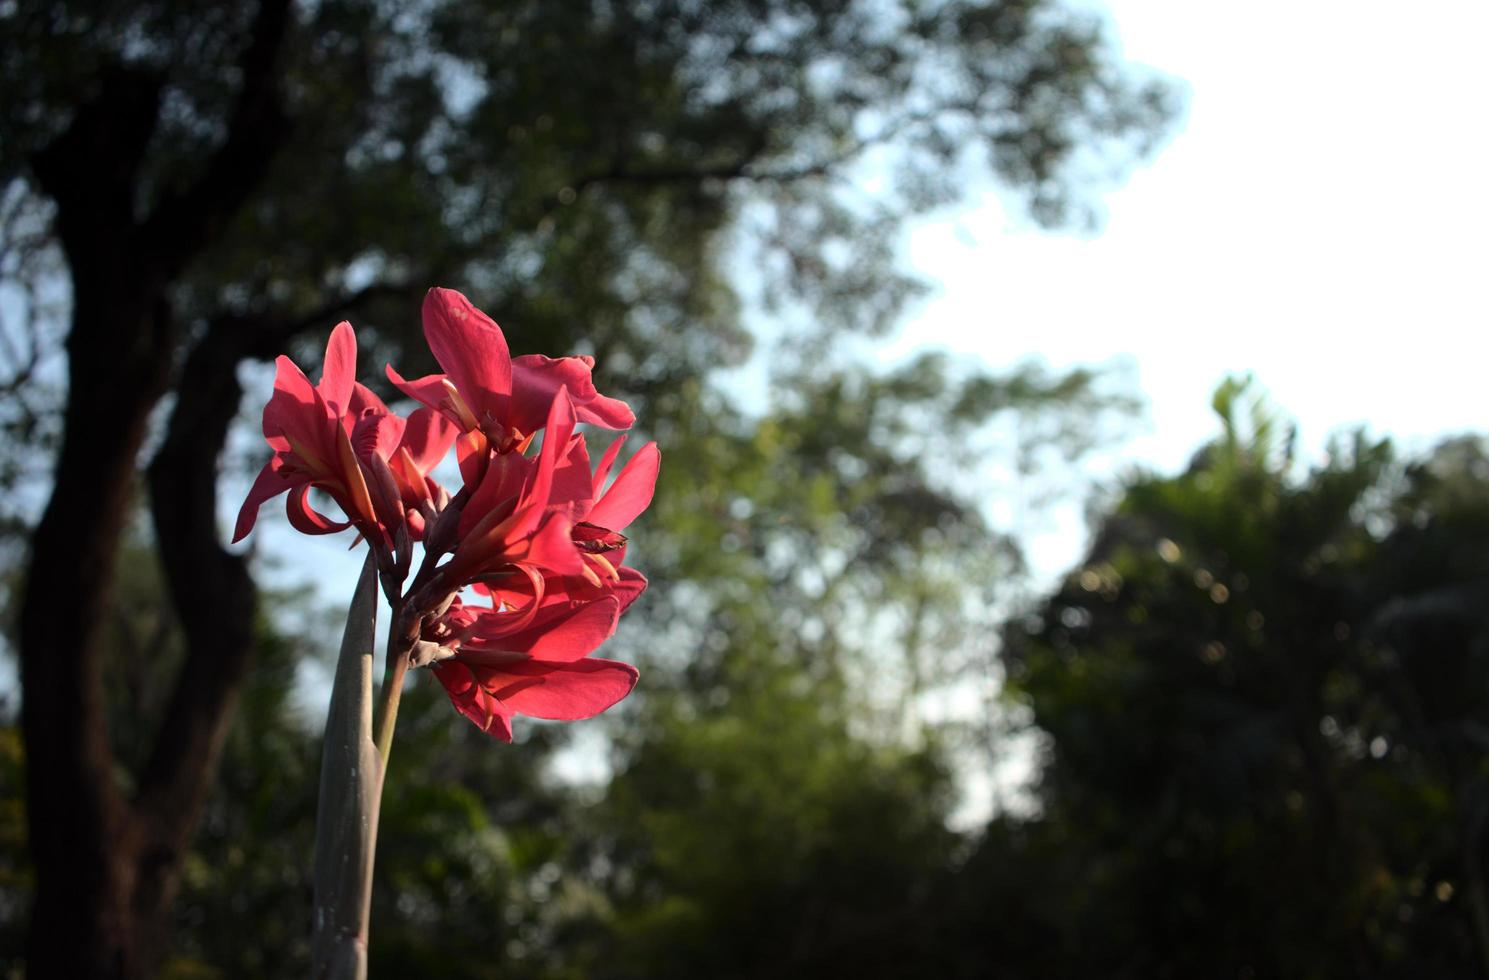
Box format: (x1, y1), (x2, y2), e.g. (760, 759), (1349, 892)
(241, 288), (659, 975)
(373, 599), (415, 765)
(310, 556), (383, 980)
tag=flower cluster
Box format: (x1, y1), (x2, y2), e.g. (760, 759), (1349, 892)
(236, 288), (658, 741)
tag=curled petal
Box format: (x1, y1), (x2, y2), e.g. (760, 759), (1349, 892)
(470, 567), (566, 611)
(433, 661), (514, 742)
(351, 411), (407, 463)
(613, 567), (649, 613)
(286, 484), (353, 536)
(489, 562), (547, 634)
(511, 353), (635, 435)
(461, 596), (621, 664)
(455, 428), (491, 490)
(391, 447), (432, 505)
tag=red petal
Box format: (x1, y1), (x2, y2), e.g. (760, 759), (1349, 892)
(351, 412), (406, 462)
(433, 662), (514, 741)
(349, 381), (391, 418)
(233, 456), (295, 543)
(399, 407), (458, 474)
(461, 596), (621, 663)
(262, 355), (325, 456)
(476, 568), (565, 611)
(468, 657), (638, 721)
(422, 288), (512, 424)
(458, 449), (531, 538)
(286, 484), (353, 535)
(551, 433), (594, 518)
(613, 567), (649, 613)
(511, 353), (635, 435)
(334, 422), (378, 526)
(591, 434), (627, 499)
(512, 386), (576, 539)
(390, 447), (429, 504)
(385, 364), (453, 419)
(318, 322), (358, 418)
(361, 453), (406, 537)
(520, 512), (585, 576)
(455, 428), (491, 490)
(587, 442), (659, 531)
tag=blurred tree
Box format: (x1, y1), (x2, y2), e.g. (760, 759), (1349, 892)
(545, 354), (1134, 979)
(0, 350), (1124, 979)
(16, 374), (1487, 979)
(0, 0), (1176, 974)
(999, 380), (1489, 978)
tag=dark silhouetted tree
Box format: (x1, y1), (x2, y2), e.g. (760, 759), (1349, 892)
(1000, 383), (1489, 978)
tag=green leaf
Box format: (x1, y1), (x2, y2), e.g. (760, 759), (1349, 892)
(310, 557), (384, 980)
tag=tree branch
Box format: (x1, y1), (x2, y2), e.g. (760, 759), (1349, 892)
(136, 312), (261, 916)
(29, 66), (163, 239)
(560, 104), (951, 206)
(141, 0), (294, 277)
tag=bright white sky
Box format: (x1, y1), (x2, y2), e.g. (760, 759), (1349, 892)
(886, 0), (1489, 818)
(888, 0), (1488, 506)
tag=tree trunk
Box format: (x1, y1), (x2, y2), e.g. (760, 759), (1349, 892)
(19, 288), (174, 976)
(18, 5), (290, 973)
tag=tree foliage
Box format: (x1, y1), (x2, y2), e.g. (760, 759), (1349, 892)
(0, 0), (1177, 416)
(1000, 382), (1489, 978)
(167, 349), (1129, 978)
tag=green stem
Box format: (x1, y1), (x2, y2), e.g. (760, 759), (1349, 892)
(312, 567), (422, 978)
(374, 601), (413, 764)
(311, 557), (382, 980)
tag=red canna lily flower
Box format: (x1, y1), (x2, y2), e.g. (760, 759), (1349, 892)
(236, 289), (655, 750)
(343, 387), (440, 541)
(526, 429), (659, 604)
(234, 323), (383, 544)
(432, 655), (639, 744)
(431, 386), (590, 599)
(234, 323), (458, 548)
(571, 432), (660, 590)
(410, 404), (657, 741)
(423, 594), (638, 742)
(386, 288), (634, 460)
